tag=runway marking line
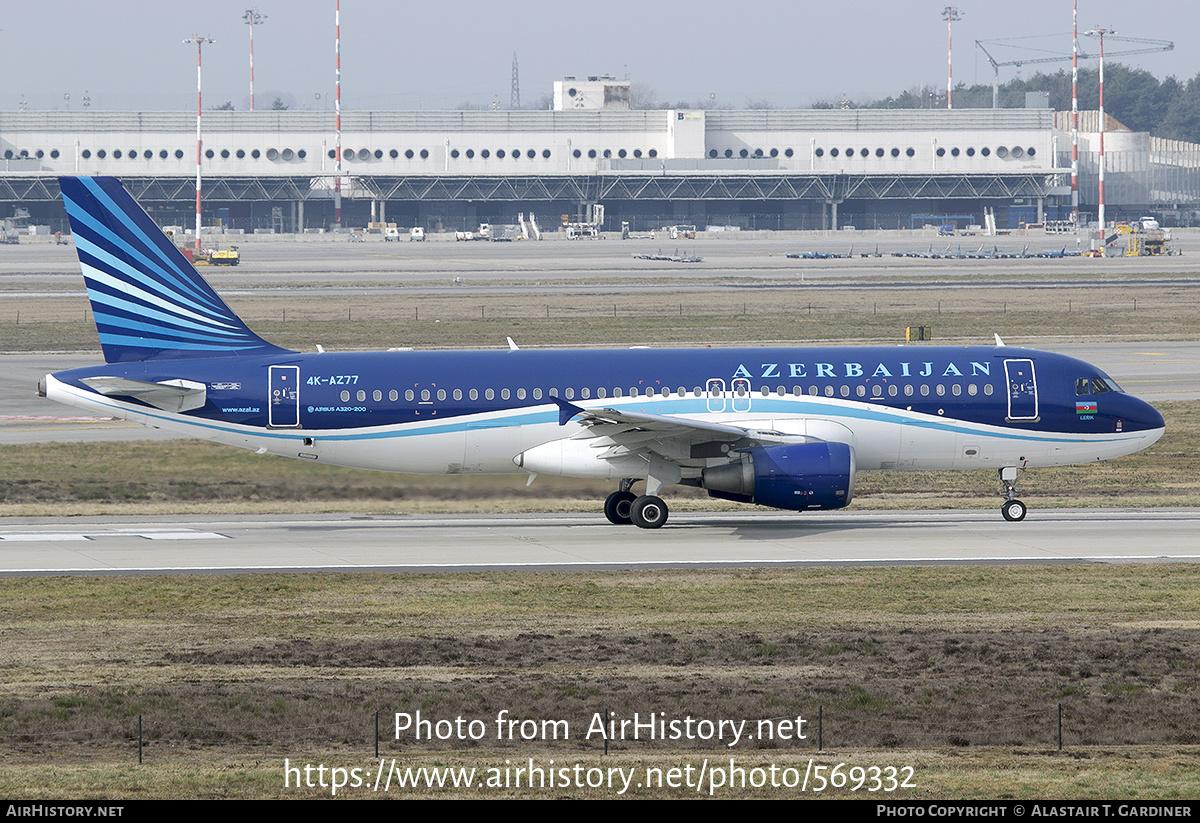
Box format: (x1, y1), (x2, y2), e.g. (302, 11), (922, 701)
(0, 530), (228, 542)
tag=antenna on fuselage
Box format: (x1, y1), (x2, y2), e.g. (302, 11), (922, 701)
(994, 333), (1006, 347)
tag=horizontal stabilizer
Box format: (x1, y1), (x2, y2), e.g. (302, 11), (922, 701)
(80, 376), (207, 413)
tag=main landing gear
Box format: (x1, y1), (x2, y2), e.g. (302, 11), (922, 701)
(604, 479), (670, 529)
(998, 466), (1027, 522)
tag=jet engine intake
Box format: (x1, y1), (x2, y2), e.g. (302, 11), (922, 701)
(701, 441), (855, 511)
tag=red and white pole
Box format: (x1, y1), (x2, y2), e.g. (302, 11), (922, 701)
(1088, 26), (1115, 249)
(1070, 0), (1079, 227)
(942, 6), (961, 110)
(243, 9), (265, 112)
(184, 36), (213, 254)
(334, 0), (342, 231)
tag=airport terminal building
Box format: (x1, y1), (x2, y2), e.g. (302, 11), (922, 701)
(3, 103), (1198, 233)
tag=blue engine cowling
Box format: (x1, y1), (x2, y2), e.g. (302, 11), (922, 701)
(702, 441), (856, 511)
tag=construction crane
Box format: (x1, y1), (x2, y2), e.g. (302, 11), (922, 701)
(975, 34), (1173, 109)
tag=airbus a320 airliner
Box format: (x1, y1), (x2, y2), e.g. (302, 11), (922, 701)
(40, 177), (1165, 528)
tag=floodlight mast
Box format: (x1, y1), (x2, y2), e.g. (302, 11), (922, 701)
(183, 35), (213, 254)
(243, 9), (266, 112)
(334, 0), (342, 231)
(1086, 25), (1116, 247)
(1072, 0), (1079, 227)
(943, 6), (961, 110)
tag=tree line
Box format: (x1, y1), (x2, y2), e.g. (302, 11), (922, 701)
(816, 64), (1200, 143)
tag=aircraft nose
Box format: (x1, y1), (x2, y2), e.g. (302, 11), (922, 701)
(1135, 400), (1165, 432)
(1120, 395), (1165, 433)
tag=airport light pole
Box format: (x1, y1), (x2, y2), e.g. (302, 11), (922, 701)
(243, 9), (266, 112)
(1086, 25), (1115, 251)
(333, 0), (342, 231)
(1071, 0), (1080, 228)
(942, 6), (961, 110)
(183, 35), (213, 254)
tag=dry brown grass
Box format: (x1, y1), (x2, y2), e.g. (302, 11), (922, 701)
(2, 566), (1200, 797)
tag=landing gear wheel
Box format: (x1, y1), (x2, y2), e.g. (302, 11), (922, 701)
(604, 490), (637, 525)
(1001, 499), (1027, 522)
(630, 495), (669, 529)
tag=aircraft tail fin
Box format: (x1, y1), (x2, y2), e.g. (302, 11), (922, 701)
(58, 176), (289, 364)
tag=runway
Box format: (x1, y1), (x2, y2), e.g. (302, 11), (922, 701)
(1, 509), (1196, 576)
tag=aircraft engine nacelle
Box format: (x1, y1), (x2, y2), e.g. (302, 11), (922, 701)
(701, 442), (856, 511)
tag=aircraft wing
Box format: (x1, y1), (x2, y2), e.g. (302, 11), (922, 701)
(553, 398), (810, 460)
(80, 376), (207, 413)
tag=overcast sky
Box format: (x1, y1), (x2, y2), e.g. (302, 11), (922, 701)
(1, 0), (1193, 112)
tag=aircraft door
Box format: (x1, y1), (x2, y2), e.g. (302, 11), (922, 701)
(731, 378), (752, 412)
(1004, 359), (1038, 420)
(269, 365), (300, 427)
(706, 378), (726, 413)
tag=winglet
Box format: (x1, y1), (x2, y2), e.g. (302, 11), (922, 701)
(994, 333), (1006, 347)
(507, 337), (519, 351)
(550, 395), (585, 426)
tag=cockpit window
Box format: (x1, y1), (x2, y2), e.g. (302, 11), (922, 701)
(1077, 375), (1123, 395)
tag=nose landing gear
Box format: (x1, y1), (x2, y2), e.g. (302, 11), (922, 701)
(998, 466), (1027, 522)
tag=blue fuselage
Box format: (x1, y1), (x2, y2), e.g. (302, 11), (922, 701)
(48, 344), (1165, 478)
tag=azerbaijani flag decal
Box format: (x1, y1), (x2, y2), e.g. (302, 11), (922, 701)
(1077, 400), (1099, 414)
